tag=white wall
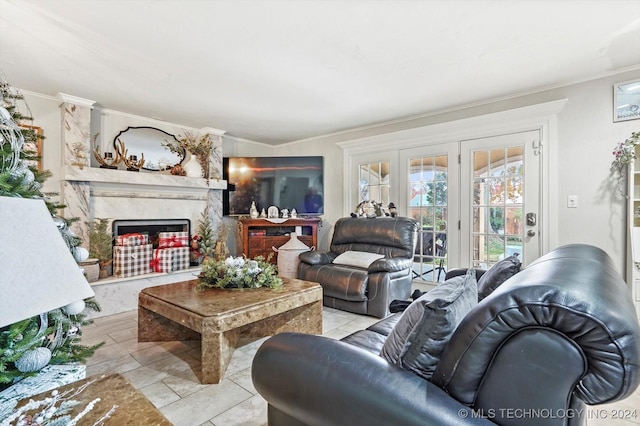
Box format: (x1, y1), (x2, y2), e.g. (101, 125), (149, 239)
(272, 70), (640, 277)
(21, 68), (640, 276)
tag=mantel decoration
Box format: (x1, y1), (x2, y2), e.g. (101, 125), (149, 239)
(92, 133), (119, 169)
(70, 142), (88, 169)
(197, 255), (283, 290)
(162, 131), (213, 178)
(611, 131), (640, 196)
(115, 139), (145, 171)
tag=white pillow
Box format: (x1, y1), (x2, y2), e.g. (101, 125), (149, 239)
(333, 251), (385, 268)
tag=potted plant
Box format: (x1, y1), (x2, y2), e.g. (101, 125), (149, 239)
(89, 218), (113, 278)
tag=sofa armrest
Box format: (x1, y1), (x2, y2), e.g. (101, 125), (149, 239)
(445, 268), (486, 281)
(252, 333), (494, 426)
(369, 257), (413, 273)
(298, 250), (336, 266)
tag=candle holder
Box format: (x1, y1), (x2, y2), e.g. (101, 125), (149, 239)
(115, 138), (145, 172)
(92, 134), (120, 169)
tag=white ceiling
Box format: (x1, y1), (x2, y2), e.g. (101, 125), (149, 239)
(1, 0), (640, 145)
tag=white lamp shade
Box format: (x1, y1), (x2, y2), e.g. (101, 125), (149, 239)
(0, 197), (95, 328)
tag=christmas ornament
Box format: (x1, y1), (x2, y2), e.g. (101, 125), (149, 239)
(63, 299), (86, 316)
(15, 347), (52, 373)
(53, 216), (66, 230)
(0, 104), (24, 173)
(73, 246), (90, 262)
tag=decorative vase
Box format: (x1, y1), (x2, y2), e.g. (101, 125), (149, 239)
(272, 233), (314, 279)
(183, 150), (203, 178)
(98, 260), (112, 279)
(79, 258), (100, 282)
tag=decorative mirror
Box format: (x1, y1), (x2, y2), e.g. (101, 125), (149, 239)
(113, 126), (184, 171)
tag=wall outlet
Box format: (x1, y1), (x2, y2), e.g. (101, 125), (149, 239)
(567, 195), (578, 208)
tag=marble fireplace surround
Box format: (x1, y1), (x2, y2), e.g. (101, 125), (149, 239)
(62, 165), (227, 318)
(56, 94), (227, 318)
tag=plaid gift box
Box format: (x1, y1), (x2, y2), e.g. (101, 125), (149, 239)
(172, 246), (190, 271)
(150, 248), (173, 273)
(113, 244), (153, 277)
(158, 231), (188, 248)
(114, 232), (149, 246)
(150, 247), (190, 273)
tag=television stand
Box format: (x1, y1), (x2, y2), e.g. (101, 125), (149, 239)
(238, 218), (321, 264)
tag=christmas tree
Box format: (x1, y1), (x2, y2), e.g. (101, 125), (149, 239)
(197, 208), (216, 259)
(0, 78), (103, 389)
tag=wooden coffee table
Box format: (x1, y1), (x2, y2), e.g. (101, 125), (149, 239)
(138, 277), (323, 384)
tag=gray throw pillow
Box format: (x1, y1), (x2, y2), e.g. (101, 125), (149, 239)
(477, 254), (522, 301)
(380, 268), (478, 380)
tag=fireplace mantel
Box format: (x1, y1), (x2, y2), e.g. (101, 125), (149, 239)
(63, 166), (227, 190)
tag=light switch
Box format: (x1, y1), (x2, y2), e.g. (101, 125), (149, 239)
(567, 195), (578, 208)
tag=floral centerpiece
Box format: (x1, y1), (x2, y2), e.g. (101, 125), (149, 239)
(197, 255), (283, 290)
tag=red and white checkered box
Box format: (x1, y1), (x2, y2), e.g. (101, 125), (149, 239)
(151, 247), (190, 273)
(113, 244), (153, 277)
(114, 233), (149, 246)
(151, 248), (173, 273)
(158, 231), (188, 248)
(171, 246), (190, 271)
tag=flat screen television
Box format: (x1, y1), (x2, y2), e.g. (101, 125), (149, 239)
(223, 156), (324, 216)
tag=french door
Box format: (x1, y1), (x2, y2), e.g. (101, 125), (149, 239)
(460, 130), (541, 268)
(399, 130), (541, 282)
(400, 144), (459, 282)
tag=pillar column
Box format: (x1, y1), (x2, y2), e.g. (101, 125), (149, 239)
(200, 127), (226, 240)
(57, 93), (95, 247)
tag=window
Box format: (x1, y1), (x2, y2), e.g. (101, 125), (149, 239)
(359, 161), (390, 206)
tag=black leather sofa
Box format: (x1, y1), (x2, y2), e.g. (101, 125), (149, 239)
(253, 244), (640, 425)
(297, 216), (419, 318)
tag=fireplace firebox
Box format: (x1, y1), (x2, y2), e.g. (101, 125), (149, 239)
(112, 219), (190, 248)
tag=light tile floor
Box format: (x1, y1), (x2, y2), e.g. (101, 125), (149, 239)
(80, 306), (379, 426)
(80, 305), (640, 426)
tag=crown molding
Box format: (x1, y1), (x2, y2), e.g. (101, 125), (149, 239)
(56, 93), (96, 108)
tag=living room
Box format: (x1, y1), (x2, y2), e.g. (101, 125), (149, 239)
(2, 1), (640, 425)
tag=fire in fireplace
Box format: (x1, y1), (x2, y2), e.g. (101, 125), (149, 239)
(112, 219), (190, 248)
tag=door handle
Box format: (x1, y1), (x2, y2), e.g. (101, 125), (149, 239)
(527, 230), (536, 237)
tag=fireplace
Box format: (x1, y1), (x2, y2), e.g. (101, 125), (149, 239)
(55, 97), (227, 318)
(112, 219), (190, 248)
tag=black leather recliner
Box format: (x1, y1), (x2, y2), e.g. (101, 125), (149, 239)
(253, 244), (640, 425)
(297, 216), (419, 318)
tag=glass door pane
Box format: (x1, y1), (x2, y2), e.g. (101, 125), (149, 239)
(359, 161), (390, 207)
(407, 155), (449, 283)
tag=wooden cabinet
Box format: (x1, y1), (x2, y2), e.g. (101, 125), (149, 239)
(238, 218), (320, 264)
